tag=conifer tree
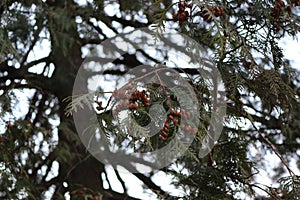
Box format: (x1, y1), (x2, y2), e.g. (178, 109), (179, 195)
(0, 0), (300, 199)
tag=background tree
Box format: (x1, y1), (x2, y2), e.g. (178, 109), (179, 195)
(0, 0), (300, 199)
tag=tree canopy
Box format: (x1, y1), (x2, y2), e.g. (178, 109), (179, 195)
(0, 0), (300, 199)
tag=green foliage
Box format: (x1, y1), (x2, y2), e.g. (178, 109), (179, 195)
(278, 175), (300, 199)
(64, 93), (93, 116)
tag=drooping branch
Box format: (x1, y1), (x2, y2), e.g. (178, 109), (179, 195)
(114, 169), (127, 193)
(23, 56), (52, 71)
(20, 19), (45, 67)
(133, 172), (174, 199)
(110, 16), (149, 28)
(86, 20), (108, 40)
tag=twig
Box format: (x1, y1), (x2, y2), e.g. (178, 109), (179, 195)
(154, 66), (173, 110)
(247, 116), (295, 177)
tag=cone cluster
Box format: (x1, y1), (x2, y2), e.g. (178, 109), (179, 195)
(172, 1), (192, 24)
(159, 108), (198, 141)
(112, 88), (150, 112)
(200, 6), (225, 21)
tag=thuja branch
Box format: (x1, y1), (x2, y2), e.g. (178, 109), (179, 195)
(246, 115), (295, 177)
(154, 67), (172, 110)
